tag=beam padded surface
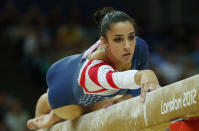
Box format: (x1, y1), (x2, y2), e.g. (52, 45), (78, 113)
(38, 75), (199, 131)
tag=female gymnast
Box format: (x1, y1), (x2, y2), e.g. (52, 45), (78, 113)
(27, 7), (161, 130)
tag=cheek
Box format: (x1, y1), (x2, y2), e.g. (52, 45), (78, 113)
(131, 41), (136, 50)
(107, 44), (120, 57)
(110, 44), (121, 53)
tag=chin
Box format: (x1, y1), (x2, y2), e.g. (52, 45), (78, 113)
(121, 59), (131, 64)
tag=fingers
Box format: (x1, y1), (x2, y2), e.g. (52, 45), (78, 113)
(149, 85), (157, 91)
(150, 84), (161, 91)
(149, 86), (155, 91)
(140, 83), (161, 102)
(139, 70), (161, 103)
(140, 83), (147, 102)
(103, 102), (114, 108)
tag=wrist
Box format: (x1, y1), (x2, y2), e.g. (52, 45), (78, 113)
(135, 70), (155, 85)
(135, 71), (142, 85)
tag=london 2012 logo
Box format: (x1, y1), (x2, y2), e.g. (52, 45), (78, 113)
(161, 89), (197, 115)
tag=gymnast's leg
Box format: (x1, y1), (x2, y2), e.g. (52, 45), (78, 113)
(27, 92), (64, 130)
(35, 92), (51, 117)
(27, 91), (86, 130)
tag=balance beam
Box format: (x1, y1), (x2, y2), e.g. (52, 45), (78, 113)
(38, 74), (199, 131)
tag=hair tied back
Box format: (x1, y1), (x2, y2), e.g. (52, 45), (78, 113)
(94, 7), (115, 25)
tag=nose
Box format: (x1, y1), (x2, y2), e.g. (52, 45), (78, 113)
(123, 40), (130, 51)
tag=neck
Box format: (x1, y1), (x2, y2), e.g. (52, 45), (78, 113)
(89, 46), (132, 71)
(116, 62), (131, 71)
(106, 53), (131, 71)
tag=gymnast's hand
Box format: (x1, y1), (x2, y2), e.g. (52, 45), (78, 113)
(135, 70), (161, 102)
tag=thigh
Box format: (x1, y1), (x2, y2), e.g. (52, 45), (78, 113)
(47, 54), (82, 109)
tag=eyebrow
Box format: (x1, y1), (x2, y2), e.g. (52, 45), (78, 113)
(114, 32), (135, 37)
(129, 32), (135, 35)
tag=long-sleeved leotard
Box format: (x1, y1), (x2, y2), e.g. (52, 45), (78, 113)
(47, 36), (149, 109)
(78, 59), (139, 96)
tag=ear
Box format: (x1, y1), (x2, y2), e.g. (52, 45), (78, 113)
(100, 37), (107, 48)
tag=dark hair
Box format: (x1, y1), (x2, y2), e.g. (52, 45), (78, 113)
(94, 7), (136, 40)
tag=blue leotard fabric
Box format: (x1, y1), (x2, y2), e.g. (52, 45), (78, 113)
(47, 36), (149, 109)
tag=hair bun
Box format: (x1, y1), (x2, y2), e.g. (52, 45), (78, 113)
(94, 7), (115, 25)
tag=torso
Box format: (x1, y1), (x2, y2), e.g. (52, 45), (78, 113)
(81, 45), (132, 110)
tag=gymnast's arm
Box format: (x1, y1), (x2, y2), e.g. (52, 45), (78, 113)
(80, 59), (160, 100)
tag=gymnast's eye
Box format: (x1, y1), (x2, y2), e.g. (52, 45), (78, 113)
(114, 37), (123, 43)
(128, 35), (135, 40)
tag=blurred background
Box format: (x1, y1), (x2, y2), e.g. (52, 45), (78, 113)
(0, 0), (199, 130)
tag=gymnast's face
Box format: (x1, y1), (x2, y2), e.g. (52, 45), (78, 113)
(102, 21), (136, 64)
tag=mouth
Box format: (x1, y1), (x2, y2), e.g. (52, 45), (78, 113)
(123, 53), (131, 57)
